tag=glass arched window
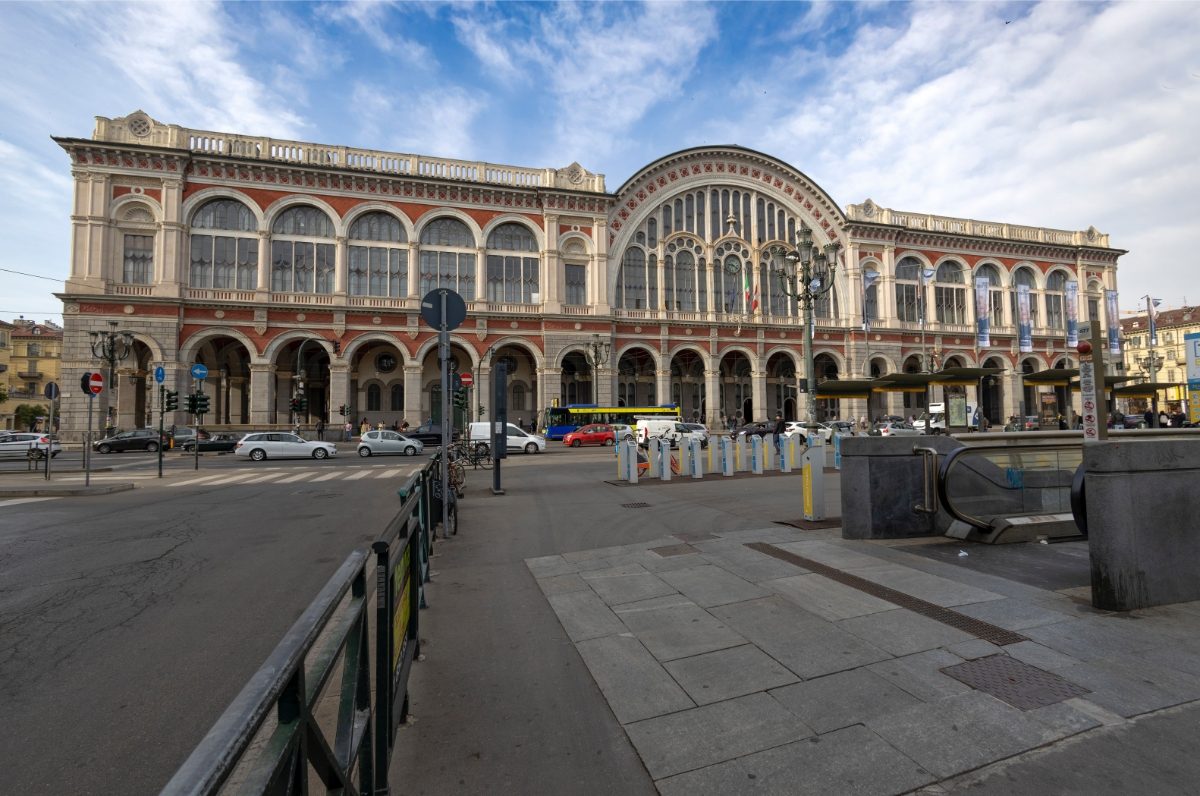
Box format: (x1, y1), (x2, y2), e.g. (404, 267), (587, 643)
(617, 247), (654, 309)
(895, 257), (923, 323)
(863, 269), (879, 327)
(1087, 281), (1103, 326)
(976, 264), (1005, 326)
(764, 255), (790, 317)
(1045, 270), (1068, 329)
(271, 206), (334, 294)
(486, 223), (539, 303)
(419, 217), (476, 298)
(390, 384), (403, 411)
(934, 260), (966, 324)
(814, 284), (838, 320)
(190, 198), (258, 290)
(348, 212), (408, 297)
(512, 383), (526, 412)
(1011, 267), (1039, 328)
(664, 239), (703, 312)
(367, 384), (382, 412)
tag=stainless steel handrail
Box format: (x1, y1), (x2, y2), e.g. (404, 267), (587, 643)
(937, 442), (1085, 530)
(913, 445), (939, 514)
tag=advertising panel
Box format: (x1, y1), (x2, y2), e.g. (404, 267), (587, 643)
(1065, 280), (1079, 347)
(1187, 332), (1200, 424)
(1106, 290), (1120, 356)
(1017, 284), (1033, 353)
(975, 276), (990, 348)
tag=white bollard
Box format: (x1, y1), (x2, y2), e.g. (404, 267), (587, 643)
(647, 439), (660, 479)
(781, 435), (794, 473)
(721, 436), (735, 477)
(751, 434), (764, 475)
(691, 438), (704, 479)
(764, 434), (776, 470)
(625, 440), (638, 483)
(660, 441), (672, 480)
(617, 441), (628, 480)
(734, 436), (747, 471)
(802, 436), (826, 520)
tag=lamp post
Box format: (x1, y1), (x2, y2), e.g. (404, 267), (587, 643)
(88, 320), (135, 436)
(770, 223), (840, 426)
(1141, 351), (1164, 427)
(584, 333), (612, 405)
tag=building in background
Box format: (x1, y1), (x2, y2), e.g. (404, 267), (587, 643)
(1, 318), (63, 430)
(0, 320), (13, 429)
(51, 111), (1124, 439)
(1121, 305), (1199, 418)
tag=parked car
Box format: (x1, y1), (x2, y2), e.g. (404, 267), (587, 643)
(734, 422), (771, 440)
(93, 428), (168, 453)
(170, 426), (199, 448)
(0, 432), (61, 459)
(636, 419), (689, 449)
(357, 430), (424, 457)
(682, 422), (710, 448)
(611, 423), (636, 443)
(180, 433), (240, 453)
(869, 421), (922, 437)
(406, 422), (460, 447)
(563, 423), (616, 447)
(1023, 415), (1041, 431)
(234, 433), (338, 461)
(466, 421), (546, 453)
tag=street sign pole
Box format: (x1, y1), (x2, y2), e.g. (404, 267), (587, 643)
(156, 366), (166, 478)
(194, 380), (201, 471)
(440, 290), (450, 540)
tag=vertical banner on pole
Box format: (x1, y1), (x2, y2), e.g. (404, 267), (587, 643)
(1106, 290), (1121, 357)
(975, 276), (991, 348)
(1065, 280), (1079, 348)
(1017, 284), (1033, 353)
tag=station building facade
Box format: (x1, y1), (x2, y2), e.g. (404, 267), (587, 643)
(52, 111), (1124, 439)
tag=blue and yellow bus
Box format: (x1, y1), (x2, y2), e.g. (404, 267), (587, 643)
(540, 404), (681, 440)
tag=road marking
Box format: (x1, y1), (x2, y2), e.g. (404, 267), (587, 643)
(275, 472), (318, 483)
(343, 470), (373, 480)
(238, 472), (292, 484)
(0, 497), (58, 507)
(169, 474), (233, 487)
(200, 472), (270, 486)
(374, 469), (404, 479)
(310, 472), (343, 482)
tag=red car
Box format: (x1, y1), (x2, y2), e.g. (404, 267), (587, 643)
(562, 423), (616, 447)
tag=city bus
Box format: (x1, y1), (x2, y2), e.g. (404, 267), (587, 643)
(539, 404), (681, 440)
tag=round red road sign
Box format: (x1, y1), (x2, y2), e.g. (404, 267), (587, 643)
(88, 372), (105, 395)
(459, 372), (474, 387)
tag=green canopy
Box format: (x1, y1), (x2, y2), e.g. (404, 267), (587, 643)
(1021, 368), (1079, 386)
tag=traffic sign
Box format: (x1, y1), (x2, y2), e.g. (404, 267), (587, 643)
(44, 382), (60, 400)
(460, 372), (474, 388)
(420, 288), (466, 331)
(88, 372), (104, 395)
(154, 365), (165, 384)
(190, 363), (209, 380)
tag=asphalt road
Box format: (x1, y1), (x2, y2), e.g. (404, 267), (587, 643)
(0, 449), (426, 794)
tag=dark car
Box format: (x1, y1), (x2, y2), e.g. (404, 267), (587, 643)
(734, 422), (771, 440)
(93, 428), (168, 453)
(180, 432), (240, 453)
(406, 422), (461, 448)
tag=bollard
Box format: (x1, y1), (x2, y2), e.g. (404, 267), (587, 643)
(751, 434), (764, 475)
(707, 439), (715, 473)
(624, 440), (638, 483)
(781, 435), (793, 473)
(801, 436), (826, 520)
(691, 438), (704, 479)
(764, 434), (776, 470)
(833, 433), (843, 470)
(734, 436), (747, 471)
(647, 439), (660, 479)
(720, 436), (735, 477)
(660, 442), (672, 480)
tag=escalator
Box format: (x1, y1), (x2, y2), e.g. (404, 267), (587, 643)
(936, 442), (1085, 544)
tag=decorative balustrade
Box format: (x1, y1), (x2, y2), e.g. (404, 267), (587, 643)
(561, 305), (594, 315)
(184, 288), (257, 302)
(113, 284), (154, 296)
(845, 203), (1109, 247)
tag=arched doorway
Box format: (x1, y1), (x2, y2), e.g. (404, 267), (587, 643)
(981, 356), (1005, 423)
(350, 342), (407, 427)
(718, 351), (752, 428)
(1020, 358), (1039, 420)
(867, 356), (889, 422)
(492, 346), (538, 429)
(902, 354), (926, 416)
(421, 343), (473, 427)
(116, 340), (156, 431)
(813, 353), (840, 421)
(616, 347), (657, 406)
(940, 355), (967, 411)
(766, 352), (798, 421)
(669, 348), (706, 420)
(561, 350), (595, 405)
(272, 338), (331, 426)
(193, 336), (254, 426)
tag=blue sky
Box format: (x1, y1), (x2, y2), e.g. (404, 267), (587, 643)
(2, 0), (1198, 325)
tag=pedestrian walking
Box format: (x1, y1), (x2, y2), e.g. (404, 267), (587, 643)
(344, 420), (353, 441)
(360, 418), (370, 436)
(772, 412), (786, 454)
(315, 419), (325, 441)
(979, 413), (990, 432)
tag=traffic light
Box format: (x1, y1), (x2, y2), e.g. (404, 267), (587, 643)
(185, 393), (198, 414)
(289, 397), (299, 413)
(195, 393), (210, 415)
(164, 389), (179, 411)
(297, 395), (308, 412)
(338, 404), (346, 416)
(453, 388), (467, 410)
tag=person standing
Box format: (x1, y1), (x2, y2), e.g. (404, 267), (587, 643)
(344, 420), (353, 442)
(773, 412), (786, 454)
(315, 418), (325, 441)
(360, 418), (370, 437)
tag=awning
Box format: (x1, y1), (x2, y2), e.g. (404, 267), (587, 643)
(932, 366), (1006, 386)
(871, 372), (939, 392)
(1111, 382), (1186, 398)
(815, 379), (892, 398)
(1068, 375), (1136, 389)
(1021, 368), (1080, 386)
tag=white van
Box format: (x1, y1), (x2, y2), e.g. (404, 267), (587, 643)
(467, 421), (546, 454)
(917, 402), (976, 433)
(636, 419), (688, 449)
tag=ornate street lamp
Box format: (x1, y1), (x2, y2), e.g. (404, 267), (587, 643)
(584, 334), (612, 404)
(770, 223), (840, 425)
(88, 320), (135, 434)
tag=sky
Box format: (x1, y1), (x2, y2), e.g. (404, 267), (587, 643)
(1, 0), (1197, 326)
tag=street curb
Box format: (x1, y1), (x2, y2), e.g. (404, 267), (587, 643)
(0, 483), (136, 497)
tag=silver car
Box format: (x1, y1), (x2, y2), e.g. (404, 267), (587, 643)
(234, 432), (338, 461)
(0, 432), (62, 458)
(357, 430), (424, 457)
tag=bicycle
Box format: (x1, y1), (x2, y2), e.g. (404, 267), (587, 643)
(450, 439), (492, 469)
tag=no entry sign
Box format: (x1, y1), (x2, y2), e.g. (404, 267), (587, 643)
(87, 372), (104, 395)
(460, 372), (474, 388)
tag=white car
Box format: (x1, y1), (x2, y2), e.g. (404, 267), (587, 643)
(357, 430), (424, 457)
(611, 423), (636, 443)
(681, 422), (710, 448)
(466, 422), (546, 454)
(0, 432), (61, 459)
(235, 432), (338, 461)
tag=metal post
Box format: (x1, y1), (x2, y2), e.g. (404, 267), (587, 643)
(157, 385), (165, 478)
(439, 290), (450, 539)
(85, 396), (94, 487)
(44, 398), (55, 480)
(803, 289), (816, 425)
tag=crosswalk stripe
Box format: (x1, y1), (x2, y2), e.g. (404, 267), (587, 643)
(0, 497), (58, 507)
(343, 470), (373, 480)
(169, 474), (232, 487)
(239, 472), (291, 484)
(203, 472), (269, 486)
(310, 472), (343, 482)
(275, 472), (315, 483)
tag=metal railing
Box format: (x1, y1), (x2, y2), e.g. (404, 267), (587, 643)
(161, 461), (436, 795)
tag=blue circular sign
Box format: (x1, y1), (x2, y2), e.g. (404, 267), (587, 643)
(190, 363), (209, 380)
(44, 382), (60, 400)
(154, 365), (165, 384)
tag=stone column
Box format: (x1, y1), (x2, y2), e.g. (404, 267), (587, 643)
(595, 365), (614, 406)
(249, 363), (274, 426)
(159, 178), (185, 297)
(705, 368), (721, 429)
(477, 363), (492, 420)
(652, 368), (668, 407)
(594, 218), (611, 314)
(256, 231), (270, 294)
(880, 245), (897, 322)
(403, 365), (423, 424)
(542, 367), (562, 413)
(408, 242), (419, 298)
(334, 235), (348, 296)
(751, 369), (767, 422)
(329, 363), (351, 419)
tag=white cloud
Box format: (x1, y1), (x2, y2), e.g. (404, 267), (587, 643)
(320, 0), (435, 66)
(451, 13), (522, 82)
(350, 83), (483, 159)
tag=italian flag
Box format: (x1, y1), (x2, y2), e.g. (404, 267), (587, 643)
(744, 269), (759, 312)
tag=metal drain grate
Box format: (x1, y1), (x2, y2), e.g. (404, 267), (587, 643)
(621, 502), (651, 509)
(746, 542), (1028, 646)
(941, 655), (1090, 710)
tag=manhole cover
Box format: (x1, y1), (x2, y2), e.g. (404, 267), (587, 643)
(622, 502), (651, 509)
(941, 655), (1090, 710)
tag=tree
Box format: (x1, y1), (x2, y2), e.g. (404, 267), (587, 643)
(14, 403), (47, 430)
(0, 384), (7, 403)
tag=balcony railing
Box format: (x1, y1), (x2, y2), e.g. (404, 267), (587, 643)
(17, 371), (43, 380)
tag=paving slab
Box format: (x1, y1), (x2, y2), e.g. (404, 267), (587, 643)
(575, 634), (695, 724)
(657, 564), (772, 608)
(613, 595), (745, 661)
(526, 554), (578, 579)
(711, 597), (891, 679)
(866, 649), (971, 702)
(945, 639), (1005, 660)
(848, 566), (1006, 607)
(1054, 658), (1200, 718)
(765, 573), (896, 621)
(581, 565), (677, 606)
(1002, 640), (1082, 671)
(770, 667), (924, 734)
(953, 597), (1075, 631)
(664, 644), (798, 706)
(774, 539), (894, 570)
(657, 724), (935, 796)
(1025, 698), (1103, 737)
(546, 588), (628, 642)
(1022, 617), (1168, 663)
(696, 542), (807, 582)
(624, 691), (811, 779)
(535, 572), (592, 597)
(838, 608), (976, 656)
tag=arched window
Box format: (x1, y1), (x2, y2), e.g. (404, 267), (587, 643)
(814, 284), (838, 319)
(367, 384), (382, 412)
(664, 240), (702, 311)
(1045, 270), (1068, 329)
(1087, 280), (1103, 326)
(419, 217), (476, 298)
(617, 247), (647, 309)
(271, 206), (334, 294)
(863, 269), (879, 326)
(934, 260), (966, 324)
(349, 212), (408, 297)
(190, 198), (258, 290)
(1011, 267), (1039, 328)
(390, 384), (403, 411)
(512, 383), (526, 412)
(976, 264), (1005, 326)
(486, 223), (539, 303)
(895, 257), (923, 323)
